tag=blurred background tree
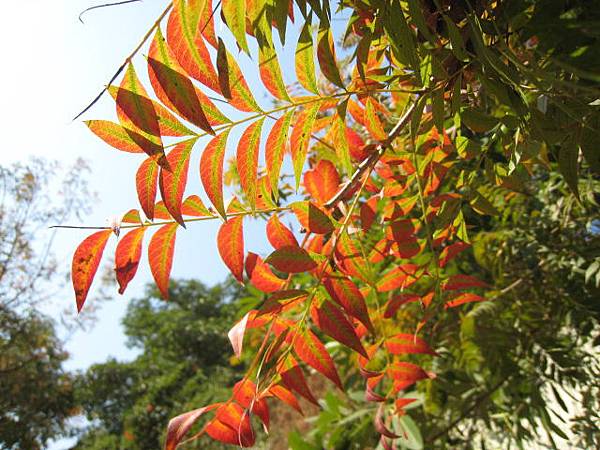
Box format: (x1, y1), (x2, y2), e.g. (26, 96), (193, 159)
(0, 158), (91, 449)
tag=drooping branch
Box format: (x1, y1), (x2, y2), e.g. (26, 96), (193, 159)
(78, 0), (142, 24)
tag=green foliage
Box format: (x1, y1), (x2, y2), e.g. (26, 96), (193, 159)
(73, 279), (247, 449)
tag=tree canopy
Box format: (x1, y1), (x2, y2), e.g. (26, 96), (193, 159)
(64, 0), (600, 448)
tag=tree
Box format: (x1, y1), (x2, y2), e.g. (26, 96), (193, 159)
(66, 0), (599, 448)
(72, 279), (247, 449)
(0, 159), (91, 449)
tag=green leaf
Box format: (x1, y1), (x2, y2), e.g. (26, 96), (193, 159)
(221, 0), (249, 53)
(296, 19), (319, 94)
(558, 142), (580, 199)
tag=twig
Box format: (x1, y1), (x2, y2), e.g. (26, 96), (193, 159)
(324, 102), (417, 209)
(79, 0), (142, 24)
(72, 2), (173, 121)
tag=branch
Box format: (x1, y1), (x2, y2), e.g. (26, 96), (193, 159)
(79, 0), (142, 24)
(426, 376), (511, 444)
(72, 2), (173, 120)
(324, 101), (417, 209)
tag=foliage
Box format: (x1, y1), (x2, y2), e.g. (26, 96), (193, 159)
(67, 0), (600, 448)
(0, 159), (90, 449)
(73, 279), (247, 449)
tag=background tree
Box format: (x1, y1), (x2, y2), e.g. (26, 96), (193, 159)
(65, 0), (600, 448)
(73, 279), (248, 449)
(0, 158), (91, 449)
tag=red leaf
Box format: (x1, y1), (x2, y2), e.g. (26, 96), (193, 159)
(115, 227), (146, 295)
(228, 311), (251, 358)
(207, 403), (255, 447)
(159, 139), (195, 226)
(233, 379), (270, 429)
(383, 293), (421, 318)
(245, 252), (285, 293)
(237, 119), (264, 209)
(136, 157), (159, 220)
(334, 233), (372, 283)
(323, 276), (374, 334)
(278, 356), (319, 405)
(265, 110), (294, 196)
(439, 241), (470, 267)
(375, 403), (399, 439)
(165, 404), (220, 450)
(265, 245), (317, 273)
(268, 384), (303, 414)
(290, 201), (334, 234)
(181, 194), (211, 217)
(258, 289), (308, 316)
(217, 215), (244, 282)
(148, 223), (178, 299)
(445, 292), (485, 308)
(167, 0), (220, 93)
(293, 329), (343, 389)
(200, 130), (230, 219)
(303, 159), (340, 205)
(388, 361), (434, 392)
(148, 29), (214, 134)
(311, 299), (368, 357)
(266, 214), (298, 249)
(198, 0), (217, 48)
(72, 230), (112, 312)
(443, 274), (488, 291)
(385, 333), (437, 356)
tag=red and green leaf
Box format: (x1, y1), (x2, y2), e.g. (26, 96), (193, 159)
(237, 119), (264, 209)
(266, 214), (298, 249)
(181, 194), (212, 217)
(159, 139), (197, 226)
(265, 245), (317, 273)
(265, 110), (294, 197)
(311, 299), (368, 357)
(217, 215), (244, 282)
(245, 252), (285, 293)
(317, 23), (344, 89)
(323, 275), (374, 333)
(148, 222), (178, 299)
(115, 227), (147, 295)
(278, 356), (319, 405)
(259, 43), (291, 101)
(290, 101), (321, 189)
(385, 333), (438, 356)
(221, 0), (249, 53)
(136, 157), (159, 221)
(290, 201), (334, 234)
(86, 120), (161, 155)
(72, 230), (112, 312)
(295, 20), (319, 94)
(303, 159), (340, 205)
(200, 130), (230, 219)
(293, 329), (343, 389)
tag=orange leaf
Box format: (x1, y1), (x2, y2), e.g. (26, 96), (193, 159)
(217, 215), (244, 282)
(136, 157), (159, 221)
(265, 110), (294, 197)
(376, 264), (422, 292)
(181, 194), (211, 217)
(303, 159), (340, 205)
(445, 292), (485, 308)
(323, 276), (374, 334)
(72, 230), (112, 312)
(200, 130), (230, 219)
(245, 252), (285, 293)
(290, 201), (334, 234)
(265, 245), (317, 273)
(233, 379), (270, 429)
(334, 233), (372, 283)
(443, 274), (488, 291)
(278, 356), (319, 405)
(159, 139), (196, 226)
(115, 227), (146, 295)
(385, 333), (437, 356)
(439, 241), (470, 267)
(388, 361), (434, 392)
(266, 214), (298, 249)
(165, 404), (220, 450)
(148, 29), (215, 134)
(290, 101), (321, 188)
(258, 289), (308, 316)
(197, 0), (217, 48)
(383, 293), (421, 318)
(268, 384), (303, 414)
(207, 403), (255, 447)
(237, 119), (264, 209)
(86, 120), (160, 155)
(364, 97), (387, 141)
(148, 223), (178, 299)
(216, 43), (262, 112)
(167, 0), (220, 93)
(293, 329), (343, 389)
(311, 299), (368, 357)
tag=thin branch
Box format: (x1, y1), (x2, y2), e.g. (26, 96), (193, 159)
(324, 101), (417, 209)
(79, 0), (142, 24)
(72, 2), (173, 121)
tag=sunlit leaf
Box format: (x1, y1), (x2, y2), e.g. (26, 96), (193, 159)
(237, 119), (264, 210)
(115, 227), (146, 295)
(72, 230), (112, 312)
(200, 130), (230, 219)
(217, 215), (244, 282)
(148, 222), (178, 299)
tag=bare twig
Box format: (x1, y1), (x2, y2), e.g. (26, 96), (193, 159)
(79, 0), (142, 24)
(72, 2), (173, 121)
(324, 102), (417, 209)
